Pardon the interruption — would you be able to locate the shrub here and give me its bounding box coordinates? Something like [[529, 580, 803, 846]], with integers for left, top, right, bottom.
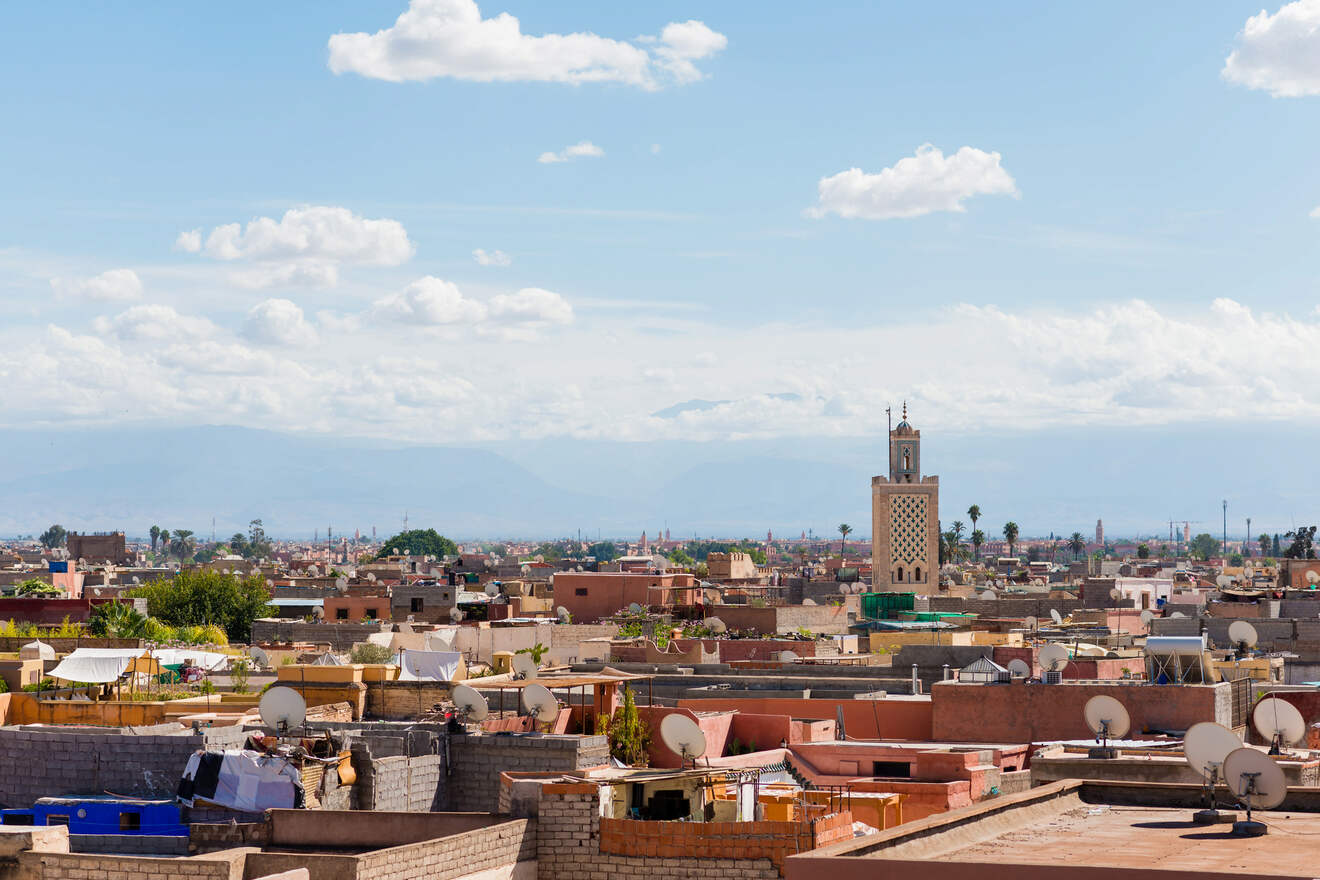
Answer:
[[349, 643, 394, 665]]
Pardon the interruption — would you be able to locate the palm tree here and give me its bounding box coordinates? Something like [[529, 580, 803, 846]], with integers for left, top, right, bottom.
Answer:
[[149, 525, 161, 554], [951, 520, 965, 542], [972, 530, 985, 560], [838, 523, 852, 556], [1068, 532, 1086, 561], [967, 505, 981, 558], [1003, 522, 1019, 558], [159, 529, 170, 555], [169, 529, 195, 561]]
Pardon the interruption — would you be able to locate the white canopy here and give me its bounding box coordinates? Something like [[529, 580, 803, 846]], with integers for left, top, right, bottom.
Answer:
[[396, 650, 462, 682], [152, 648, 231, 672], [20, 640, 55, 661], [47, 648, 151, 683]]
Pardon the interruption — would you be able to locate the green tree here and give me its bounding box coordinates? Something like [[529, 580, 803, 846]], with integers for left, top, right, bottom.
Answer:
[[1273, 534, 1282, 556], [245, 519, 272, 559], [1258, 533, 1271, 558], [350, 643, 394, 664], [229, 532, 250, 556], [669, 548, 694, 567], [126, 570, 274, 642], [159, 529, 171, 555], [838, 523, 852, 555], [588, 541, 618, 562], [1137, 544, 1150, 559], [14, 578, 60, 597], [971, 530, 985, 560], [87, 601, 150, 639], [966, 505, 982, 559], [169, 529, 196, 562], [377, 529, 458, 559], [1284, 526, 1318, 560], [532, 542, 563, 562], [1068, 532, 1086, 561], [149, 525, 161, 554], [39, 525, 67, 550], [1003, 522, 1020, 558], [1229, 553, 1244, 567], [1188, 533, 1220, 561], [602, 685, 650, 766]]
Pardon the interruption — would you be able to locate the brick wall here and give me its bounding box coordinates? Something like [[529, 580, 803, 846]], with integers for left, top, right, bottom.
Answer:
[[353, 750, 447, 812], [365, 681, 453, 720], [27, 852, 238, 879], [352, 818, 535, 880], [448, 735, 608, 813], [599, 811, 853, 871], [0, 726, 246, 809]]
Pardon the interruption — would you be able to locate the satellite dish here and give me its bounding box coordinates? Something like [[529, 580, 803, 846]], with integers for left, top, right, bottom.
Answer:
[[451, 684, 489, 721], [1216, 575, 1234, 589], [659, 714, 707, 764], [778, 650, 800, 662], [335, 576, 348, 592], [980, 589, 997, 600], [1222, 747, 1287, 827], [1140, 609, 1155, 625], [1228, 620, 1258, 649], [449, 606, 464, 622], [1243, 565, 1254, 578], [703, 617, 727, 634], [266, 578, 274, 587], [258, 686, 307, 733], [802, 598, 817, 606], [1007, 658, 1031, 678], [1253, 698, 1306, 749], [484, 583, 500, 597], [1024, 616, 1037, 630], [1109, 588, 1122, 600], [1084, 695, 1131, 747], [838, 584, 850, 595], [512, 653, 539, 681], [308, 565, 319, 577], [1307, 571, 1319, 585], [1038, 643, 1070, 673], [521, 683, 559, 723], [132, 576, 139, 584], [247, 646, 270, 668], [1050, 609, 1063, 625], [627, 603, 644, 615], [311, 606, 325, 620], [1183, 722, 1242, 781], [556, 605, 570, 623], [1170, 611, 1188, 619]]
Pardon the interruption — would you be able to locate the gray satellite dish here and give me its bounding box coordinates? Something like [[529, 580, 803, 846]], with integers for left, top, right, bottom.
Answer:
[[335, 576, 348, 592], [704, 617, 727, 634], [259, 686, 307, 733], [1228, 620, 1258, 649], [1222, 747, 1287, 833], [1038, 643, 1070, 673], [1109, 588, 1122, 600], [307, 565, 319, 577], [1170, 611, 1188, 619], [1024, 615, 1037, 630], [449, 606, 464, 622], [1084, 695, 1131, 749], [1007, 658, 1031, 678], [778, 650, 800, 662], [521, 683, 559, 723], [1215, 575, 1234, 589], [484, 583, 500, 597], [1140, 609, 1155, 625], [980, 589, 997, 600], [1050, 609, 1063, 625], [803, 598, 817, 606], [1307, 570, 1319, 585], [556, 605, 571, 623], [247, 646, 270, 669], [838, 583, 850, 595], [512, 653, 539, 681], [1183, 721, 1241, 781], [1253, 698, 1305, 749], [659, 714, 707, 764], [451, 684, 489, 721]]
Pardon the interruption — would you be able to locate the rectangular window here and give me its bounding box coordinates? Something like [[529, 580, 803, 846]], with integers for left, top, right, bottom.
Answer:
[[335, 608, 349, 620], [871, 761, 911, 778], [411, 597, 424, 613], [575, 588, 588, 596], [119, 813, 141, 831], [364, 608, 378, 620], [45, 815, 69, 826]]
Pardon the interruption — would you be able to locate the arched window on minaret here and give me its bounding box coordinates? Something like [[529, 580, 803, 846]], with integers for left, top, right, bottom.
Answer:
[[902, 449, 911, 472], [896, 566, 905, 582], [914, 566, 922, 582]]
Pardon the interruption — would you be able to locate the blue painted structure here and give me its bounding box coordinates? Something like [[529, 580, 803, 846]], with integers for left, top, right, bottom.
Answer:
[[0, 797, 187, 836]]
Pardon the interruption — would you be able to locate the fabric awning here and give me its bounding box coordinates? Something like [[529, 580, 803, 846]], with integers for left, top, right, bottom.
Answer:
[[152, 649, 231, 672], [396, 650, 462, 682], [47, 648, 153, 683]]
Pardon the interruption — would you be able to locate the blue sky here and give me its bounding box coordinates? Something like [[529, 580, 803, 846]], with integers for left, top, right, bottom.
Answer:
[[1, 0, 1319, 448]]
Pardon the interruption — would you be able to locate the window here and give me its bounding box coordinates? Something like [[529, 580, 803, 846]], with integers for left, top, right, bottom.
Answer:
[[119, 812, 140, 831], [914, 566, 921, 581], [895, 566, 904, 582], [335, 608, 349, 620], [575, 588, 588, 596], [442, 592, 451, 601], [45, 815, 69, 826], [364, 608, 378, 620], [410, 597, 424, 613], [871, 761, 911, 778], [2, 814, 33, 826]]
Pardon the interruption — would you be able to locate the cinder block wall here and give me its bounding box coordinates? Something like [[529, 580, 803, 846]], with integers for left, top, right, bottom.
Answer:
[[448, 735, 609, 812], [0, 726, 246, 808]]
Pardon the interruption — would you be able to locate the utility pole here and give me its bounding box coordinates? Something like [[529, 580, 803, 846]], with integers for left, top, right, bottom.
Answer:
[[1246, 516, 1252, 557], [1222, 500, 1228, 556]]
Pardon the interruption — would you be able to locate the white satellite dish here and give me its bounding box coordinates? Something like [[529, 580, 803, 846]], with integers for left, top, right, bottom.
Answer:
[[307, 565, 319, 577], [1038, 643, 1070, 673], [980, 589, 997, 600], [1169, 611, 1188, 619], [1228, 620, 1258, 649], [1183, 721, 1242, 781], [1007, 658, 1031, 678], [512, 653, 539, 681], [1024, 616, 1038, 630], [556, 605, 571, 623], [1109, 588, 1122, 600], [1084, 695, 1131, 748], [1222, 746, 1287, 833], [1253, 698, 1306, 749], [1307, 570, 1319, 585], [1050, 608, 1063, 625], [1140, 609, 1155, 625], [451, 683, 489, 722], [803, 598, 817, 606], [778, 650, 800, 663], [838, 583, 850, 595], [259, 686, 307, 733], [247, 646, 270, 669], [1215, 575, 1234, 589], [521, 683, 559, 723], [627, 603, 645, 615], [1243, 565, 1254, 578], [449, 606, 464, 622], [659, 714, 707, 765], [704, 617, 727, 634], [132, 576, 139, 584], [335, 576, 348, 592], [484, 583, 500, 597]]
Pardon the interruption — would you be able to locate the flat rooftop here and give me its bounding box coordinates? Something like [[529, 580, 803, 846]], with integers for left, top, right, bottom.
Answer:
[[788, 780, 1320, 880]]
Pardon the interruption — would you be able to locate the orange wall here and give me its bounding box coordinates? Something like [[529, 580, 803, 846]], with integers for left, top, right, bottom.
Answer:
[[677, 696, 933, 741]]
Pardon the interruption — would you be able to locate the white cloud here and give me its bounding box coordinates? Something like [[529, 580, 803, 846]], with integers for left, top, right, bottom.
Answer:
[[1310, 205, 1320, 218], [807, 144, 1019, 221], [1223, 0, 1320, 97], [373, 276, 490, 325], [185, 205, 414, 289], [651, 143, 662, 155], [244, 299, 319, 347], [489, 287, 573, 324], [174, 229, 202, 253], [473, 248, 512, 267], [92, 304, 217, 342], [537, 141, 604, 164], [327, 0, 724, 89], [49, 268, 143, 303]]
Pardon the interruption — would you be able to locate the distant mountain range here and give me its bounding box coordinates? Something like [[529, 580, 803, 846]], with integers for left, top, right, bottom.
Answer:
[[0, 423, 1314, 541]]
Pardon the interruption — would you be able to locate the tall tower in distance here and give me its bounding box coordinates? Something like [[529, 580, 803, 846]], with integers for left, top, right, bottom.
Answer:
[[1096, 519, 1104, 548], [871, 403, 940, 594]]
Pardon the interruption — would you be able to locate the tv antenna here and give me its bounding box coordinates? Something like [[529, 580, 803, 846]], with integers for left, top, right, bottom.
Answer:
[[1083, 695, 1129, 758], [512, 653, 539, 681], [451, 683, 489, 723], [1228, 620, 1258, 656], [1183, 721, 1242, 824], [258, 686, 307, 736], [521, 683, 559, 726], [659, 714, 707, 768], [1253, 697, 1305, 755], [1222, 746, 1286, 836]]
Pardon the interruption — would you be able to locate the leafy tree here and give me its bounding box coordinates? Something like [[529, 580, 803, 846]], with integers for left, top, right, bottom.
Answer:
[[245, 519, 272, 559], [87, 601, 150, 639], [1229, 553, 1244, 567], [377, 529, 458, 559], [126, 570, 274, 642], [532, 542, 563, 562], [39, 525, 67, 550], [669, 548, 694, 567], [1189, 533, 1220, 561], [838, 523, 852, 555], [149, 525, 161, 554], [14, 578, 60, 597], [229, 532, 250, 556], [159, 529, 171, 555], [1284, 526, 1318, 560], [966, 505, 982, 558], [350, 643, 394, 664], [168, 529, 195, 562], [601, 685, 650, 765], [1258, 534, 1272, 558], [588, 541, 618, 562], [1002, 522, 1020, 557], [1273, 534, 1282, 557], [1136, 544, 1150, 559], [1068, 532, 1086, 561], [1026, 545, 1041, 563], [971, 530, 985, 560]]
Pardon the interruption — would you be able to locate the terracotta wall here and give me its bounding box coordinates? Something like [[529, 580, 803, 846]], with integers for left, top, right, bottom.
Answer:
[[599, 810, 853, 871], [678, 696, 933, 741]]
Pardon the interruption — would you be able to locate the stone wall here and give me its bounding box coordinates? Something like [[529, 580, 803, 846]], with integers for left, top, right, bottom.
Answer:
[[926, 597, 1087, 618], [353, 750, 446, 812], [448, 735, 608, 813], [352, 819, 535, 880], [0, 726, 246, 809], [251, 619, 391, 651]]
